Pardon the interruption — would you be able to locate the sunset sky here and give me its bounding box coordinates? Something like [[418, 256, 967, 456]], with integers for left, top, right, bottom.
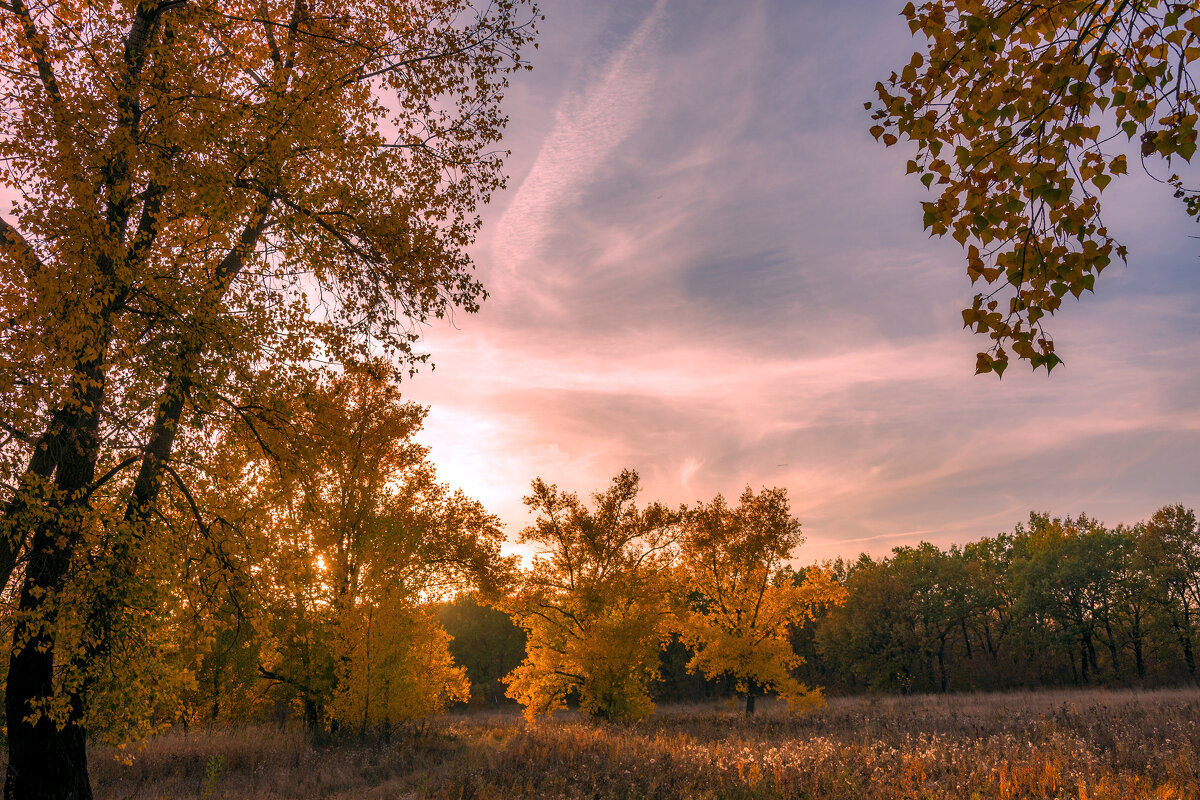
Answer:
[[404, 0, 1200, 563]]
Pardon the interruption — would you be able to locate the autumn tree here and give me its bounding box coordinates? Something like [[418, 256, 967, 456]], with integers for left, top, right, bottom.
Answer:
[[675, 488, 844, 714], [195, 369, 509, 730], [0, 1, 537, 794], [871, 1, 1200, 374], [498, 471, 679, 721]]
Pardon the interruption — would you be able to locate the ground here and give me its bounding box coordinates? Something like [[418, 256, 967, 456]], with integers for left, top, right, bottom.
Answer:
[[91, 688, 1200, 799]]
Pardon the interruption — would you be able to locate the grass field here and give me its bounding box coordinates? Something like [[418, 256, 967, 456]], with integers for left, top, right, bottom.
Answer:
[[92, 688, 1200, 799]]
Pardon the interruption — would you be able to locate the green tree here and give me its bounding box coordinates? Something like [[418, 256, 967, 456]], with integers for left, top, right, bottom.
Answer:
[[872, 1, 1200, 374], [816, 555, 925, 693], [960, 534, 1017, 675], [438, 594, 526, 705], [1110, 525, 1155, 680], [889, 543, 974, 692], [1141, 505, 1200, 675], [1011, 513, 1114, 683]]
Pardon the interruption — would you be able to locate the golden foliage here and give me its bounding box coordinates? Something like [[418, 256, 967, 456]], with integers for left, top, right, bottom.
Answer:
[[330, 600, 469, 727], [675, 487, 845, 712], [498, 470, 679, 721], [0, 0, 537, 788], [871, 1, 1200, 373], [160, 368, 509, 729]]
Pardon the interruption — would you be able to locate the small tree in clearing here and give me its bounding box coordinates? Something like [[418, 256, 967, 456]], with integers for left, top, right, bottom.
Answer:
[[676, 487, 845, 714], [498, 471, 679, 721]]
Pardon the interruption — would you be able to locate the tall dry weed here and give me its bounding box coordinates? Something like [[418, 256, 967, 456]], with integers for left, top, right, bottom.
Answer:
[[89, 688, 1200, 799]]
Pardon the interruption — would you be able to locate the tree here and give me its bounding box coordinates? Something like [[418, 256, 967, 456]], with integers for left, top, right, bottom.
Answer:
[[871, 1, 1200, 374], [1141, 505, 1200, 675], [674, 487, 843, 714], [210, 369, 509, 730], [1109, 525, 1155, 680], [0, 0, 537, 791], [959, 534, 1017, 677], [498, 471, 679, 721], [816, 554, 925, 692], [1010, 513, 1115, 683], [437, 593, 527, 705], [889, 543, 973, 692]]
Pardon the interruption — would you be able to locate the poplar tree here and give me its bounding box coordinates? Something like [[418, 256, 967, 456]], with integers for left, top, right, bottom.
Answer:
[[0, 1, 537, 796]]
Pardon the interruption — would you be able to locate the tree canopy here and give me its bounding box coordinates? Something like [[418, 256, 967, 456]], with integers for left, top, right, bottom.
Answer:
[[809, 507, 1200, 693], [498, 471, 679, 721], [871, 0, 1200, 374], [0, 0, 537, 796], [675, 488, 843, 714]]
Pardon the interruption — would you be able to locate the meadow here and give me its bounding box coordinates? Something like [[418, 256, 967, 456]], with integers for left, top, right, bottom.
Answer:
[[91, 687, 1200, 800]]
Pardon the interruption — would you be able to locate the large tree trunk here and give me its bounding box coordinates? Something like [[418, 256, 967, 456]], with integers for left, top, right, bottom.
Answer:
[[5, 375, 105, 800], [3, 687, 91, 800], [6, 571, 93, 799]]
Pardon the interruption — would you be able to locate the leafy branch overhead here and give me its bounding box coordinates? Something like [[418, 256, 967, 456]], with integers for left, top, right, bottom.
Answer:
[[870, 0, 1200, 375]]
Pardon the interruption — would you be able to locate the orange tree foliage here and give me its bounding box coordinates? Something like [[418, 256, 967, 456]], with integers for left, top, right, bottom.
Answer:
[[0, 1, 536, 796], [674, 487, 845, 714], [176, 369, 508, 730], [870, 1, 1200, 375], [497, 471, 679, 721]]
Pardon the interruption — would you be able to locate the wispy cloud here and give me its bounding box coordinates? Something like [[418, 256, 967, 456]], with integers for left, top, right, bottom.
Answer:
[[406, 0, 1200, 566], [491, 0, 668, 304]]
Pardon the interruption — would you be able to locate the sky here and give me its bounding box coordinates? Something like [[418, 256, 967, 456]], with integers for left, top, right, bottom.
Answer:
[[403, 0, 1200, 564]]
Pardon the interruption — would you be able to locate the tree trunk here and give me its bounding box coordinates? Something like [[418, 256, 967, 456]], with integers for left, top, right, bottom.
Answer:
[[2, 692, 91, 800], [6, 381, 105, 800], [1103, 617, 1120, 678], [1086, 634, 1099, 675], [6, 555, 93, 799], [212, 670, 222, 722], [304, 696, 320, 731], [745, 689, 756, 715], [1131, 611, 1146, 681], [1180, 608, 1196, 676]]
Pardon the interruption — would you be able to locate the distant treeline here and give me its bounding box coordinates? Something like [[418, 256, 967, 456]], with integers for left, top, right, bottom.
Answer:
[[441, 505, 1200, 703]]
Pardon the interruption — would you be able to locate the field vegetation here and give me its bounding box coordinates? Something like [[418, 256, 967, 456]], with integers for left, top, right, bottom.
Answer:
[[88, 688, 1200, 799], [5, 0, 1200, 796]]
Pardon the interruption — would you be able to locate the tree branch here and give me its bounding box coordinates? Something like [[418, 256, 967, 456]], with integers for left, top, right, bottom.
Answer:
[[0, 214, 43, 273]]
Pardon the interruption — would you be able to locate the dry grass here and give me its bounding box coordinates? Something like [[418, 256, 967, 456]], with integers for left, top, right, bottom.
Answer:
[[93, 688, 1200, 799]]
